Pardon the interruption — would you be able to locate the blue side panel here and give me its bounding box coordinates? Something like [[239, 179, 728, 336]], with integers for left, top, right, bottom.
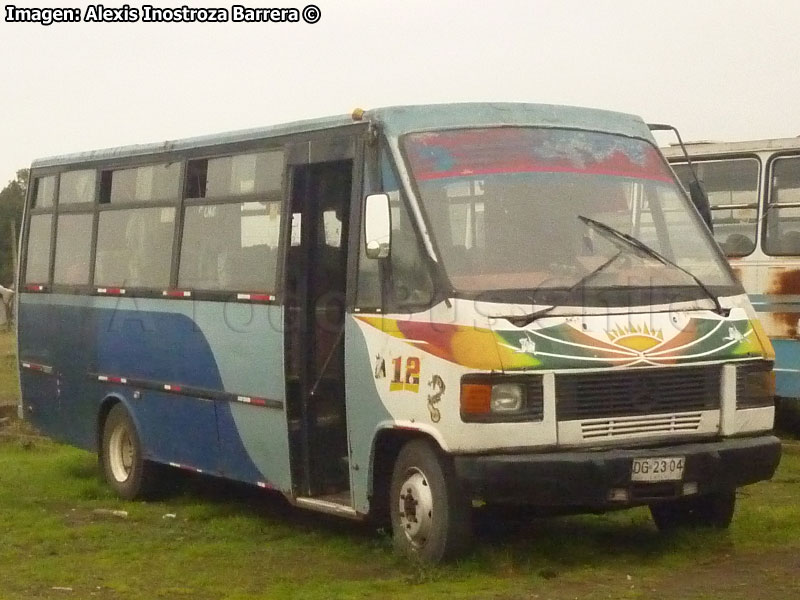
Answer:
[[216, 402, 278, 484], [18, 370, 60, 435], [126, 390, 220, 469], [774, 339, 800, 401], [18, 294, 292, 491], [96, 304, 223, 388]]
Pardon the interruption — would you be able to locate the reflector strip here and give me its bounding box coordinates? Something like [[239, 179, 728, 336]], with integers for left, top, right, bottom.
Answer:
[[236, 395, 269, 407], [168, 462, 203, 474], [20, 361, 54, 375], [88, 372, 283, 410], [97, 375, 127, 384], [96, 288, 126, 295], [162, 290, 192, 298], [25, 284, 46, 292], [236, 293, 275, 302]]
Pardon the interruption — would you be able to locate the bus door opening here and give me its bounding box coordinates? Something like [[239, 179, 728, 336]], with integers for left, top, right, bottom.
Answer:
[[285, 160, 352, 498]]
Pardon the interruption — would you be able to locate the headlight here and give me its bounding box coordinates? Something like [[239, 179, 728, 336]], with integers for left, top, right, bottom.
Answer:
[[460, 377, 542, 422], [491, 383, 525, 412], [737, 362, 775, 409]]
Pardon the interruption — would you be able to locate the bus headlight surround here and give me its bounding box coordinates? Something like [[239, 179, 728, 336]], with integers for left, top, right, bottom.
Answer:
[[460, 377, 540, 422]]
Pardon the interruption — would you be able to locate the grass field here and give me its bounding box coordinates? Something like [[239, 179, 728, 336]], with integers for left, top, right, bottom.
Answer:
[[0, 329, 17, 407], [2, 328, 800, 599]]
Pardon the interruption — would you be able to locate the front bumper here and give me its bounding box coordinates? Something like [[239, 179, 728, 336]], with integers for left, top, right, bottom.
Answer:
[[454, 435, 781, 508]]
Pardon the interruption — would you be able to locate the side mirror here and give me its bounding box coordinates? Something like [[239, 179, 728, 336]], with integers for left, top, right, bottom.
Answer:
[[364, 193, 391, 259], [689, 180, 713, 232]]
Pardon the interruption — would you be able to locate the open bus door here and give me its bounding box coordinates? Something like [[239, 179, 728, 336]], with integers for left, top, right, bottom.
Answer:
[[284, 137, 358, 505]]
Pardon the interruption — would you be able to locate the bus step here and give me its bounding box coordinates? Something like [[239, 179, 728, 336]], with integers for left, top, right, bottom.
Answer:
[[294, 495, 358, 518]]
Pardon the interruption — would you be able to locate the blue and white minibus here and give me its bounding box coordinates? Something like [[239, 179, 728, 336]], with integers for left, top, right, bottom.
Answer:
[[17, 103, 780, 562]]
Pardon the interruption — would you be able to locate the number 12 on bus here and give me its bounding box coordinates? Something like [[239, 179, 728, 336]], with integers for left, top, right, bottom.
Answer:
[[17, 103, 780, 563]]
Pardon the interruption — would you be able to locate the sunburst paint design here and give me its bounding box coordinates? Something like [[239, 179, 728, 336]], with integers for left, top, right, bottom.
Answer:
[[606, 323, 664, 351], [356, 314, 766, 371]]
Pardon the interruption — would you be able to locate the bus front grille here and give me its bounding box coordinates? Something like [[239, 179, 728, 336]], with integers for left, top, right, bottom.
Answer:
[[580, 412, 703, 439], [556, 366, 721, 422]]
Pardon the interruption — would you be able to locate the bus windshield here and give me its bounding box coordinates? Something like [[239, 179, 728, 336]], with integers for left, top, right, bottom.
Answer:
[[402, 127, 738, 302]]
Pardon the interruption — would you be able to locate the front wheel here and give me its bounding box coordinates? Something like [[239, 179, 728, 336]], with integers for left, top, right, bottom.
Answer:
[[101, 403, 163, 500], [650, 490, 736, 532], [389, 439, 472, 563]]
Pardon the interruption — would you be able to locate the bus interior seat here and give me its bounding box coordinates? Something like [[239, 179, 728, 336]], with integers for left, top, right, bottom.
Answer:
[[218, 244, 276, 290], [722, 233, 753, 256]]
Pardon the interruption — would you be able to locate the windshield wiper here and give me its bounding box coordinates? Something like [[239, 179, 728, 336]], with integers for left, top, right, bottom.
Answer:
[[491, 251, 626, 327], [577, 215, 729, 316]]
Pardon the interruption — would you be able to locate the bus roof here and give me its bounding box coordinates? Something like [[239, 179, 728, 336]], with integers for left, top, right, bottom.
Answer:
[[661, 136, 800, 159], [31, 102, 654, 169]]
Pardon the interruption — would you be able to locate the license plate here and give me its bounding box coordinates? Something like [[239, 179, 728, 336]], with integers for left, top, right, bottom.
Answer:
[[631, 456, 685, 482]]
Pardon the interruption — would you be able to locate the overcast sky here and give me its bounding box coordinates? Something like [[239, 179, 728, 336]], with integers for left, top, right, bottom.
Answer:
[[1, 0, 799, 185]]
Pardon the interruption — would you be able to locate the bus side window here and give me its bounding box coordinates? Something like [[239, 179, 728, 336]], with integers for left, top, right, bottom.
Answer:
[[765, 156, 800, 256], [673, 160, 759, 257], [95, 208, 175, 288], [178, 150, 284, 293], [53, 213, 93, 285], [381, 148, 434, 310], [178, 202, 281, 292], [24, 214, 53, 284], [355, 149, 382, 309]]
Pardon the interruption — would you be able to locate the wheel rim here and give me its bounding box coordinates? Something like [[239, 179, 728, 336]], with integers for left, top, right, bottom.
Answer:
[[108, 422, 134, 483], [398, 468, 434, 548]]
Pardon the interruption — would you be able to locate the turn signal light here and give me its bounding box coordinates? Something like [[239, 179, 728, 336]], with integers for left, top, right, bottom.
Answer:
[[460, 383, 492, 415]]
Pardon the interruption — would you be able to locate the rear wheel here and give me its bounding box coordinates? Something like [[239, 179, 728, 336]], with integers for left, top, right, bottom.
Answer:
[[650, 490, 736, 531], [101, 403, 163, 500], [389, 439, 472, 563]]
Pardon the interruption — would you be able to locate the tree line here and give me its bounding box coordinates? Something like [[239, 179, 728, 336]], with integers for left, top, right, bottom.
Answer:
[[0, 170, 26, 287]]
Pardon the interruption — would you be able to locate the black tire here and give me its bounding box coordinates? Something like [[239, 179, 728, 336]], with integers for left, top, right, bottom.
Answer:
[[389, 439, 472, 563], [650, 490, 736, 532], [100, 403, 163, 500]]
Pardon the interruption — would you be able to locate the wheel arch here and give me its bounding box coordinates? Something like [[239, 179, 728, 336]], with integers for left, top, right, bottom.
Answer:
[[96, 393, 138, 456], [368, 423, 448, 524]]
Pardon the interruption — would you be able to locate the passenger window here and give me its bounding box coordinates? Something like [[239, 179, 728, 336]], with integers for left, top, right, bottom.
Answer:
[[381, 149, 434, 309], [765, 156, 800, 256], [59, 170, 96, 205], [32, 176, 56, 209], [95, 208, 175, 288], [53, 213, 93, 285], [673, 159, 759, 257], [187, 151, 284, 199], [25, 214, 52, 283], [100, 163, 181, 204], [356, 160, 382, 309], [178, 201, 281, 292]]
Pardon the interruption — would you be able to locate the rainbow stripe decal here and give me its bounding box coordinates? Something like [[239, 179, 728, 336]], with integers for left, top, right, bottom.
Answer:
[[357, 314, 763, 371]]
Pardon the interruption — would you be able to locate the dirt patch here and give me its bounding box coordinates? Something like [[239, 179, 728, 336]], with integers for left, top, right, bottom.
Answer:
[[643, 547, 800, 599]]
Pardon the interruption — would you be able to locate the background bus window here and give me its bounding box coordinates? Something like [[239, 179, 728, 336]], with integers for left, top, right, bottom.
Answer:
[[443, 180, 486, 275], [95, 208, 176, 288], [31, 176, 56, 209], [101, 163, 181, 204], [53, 213, 93, 285], [187, 151, 284, 199], [178, 201, 281, 292], [673, 159, 759, 256], [24, 214, 52, 283], [765, 156, 800, 256], [59, 170, 96, 205]]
